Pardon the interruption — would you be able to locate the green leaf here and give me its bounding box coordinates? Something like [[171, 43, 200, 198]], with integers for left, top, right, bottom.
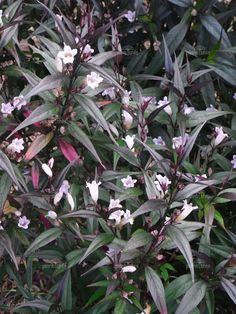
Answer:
[[60, 210, 100, 219], [114, 299, 126, 314], [175, 182, 217, 201], [145, 266, 168, 314], [61, 270, 72, 310], [166, 225, 194, 282], [175, 280, 207, 314], [13, 300, 52, 312], [24, 132, 54, 161], [166, 274, 192, 303], [68, 122, 104, 166], [7, 104, 58, 139], [88, 51, 122, 65], [124, 229, 153, 251], [0, 150, 26, 192], [221, 277, 236, 304], [79, 233, 114, 264], [107, 144, 140, 167], [186, 110, 231, 128], [218, 188, 236, 201], [132, 199, 166, 218], [0, 232, 19, 270], [24, 228, 62, 257], [0, 174, 12, 214]]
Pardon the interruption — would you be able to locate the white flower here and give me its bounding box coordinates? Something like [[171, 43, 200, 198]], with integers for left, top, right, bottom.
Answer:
[[206, 104, 217, 112], [46, 210, 58, 220], [122, 209, 134, 225], [57, 44, 78, 64], [122, 110, 133, 130], [41, 157, 54, 178], [83, 44, 94, 55], [172, 133, 189, 154], [109, 209, 125, 225], [13, 95, 27, 110], [122, 90, 131, 106], [122, 265, 136, 273], [102, 87, 116, 100], [0, 10, 3, 27], [86, 72, 103, 89], [86, 180, 101, 204], [121, 175, 137, 189], [154, 174, 171, 198], [124, 10, 136, 22], [195, 174, 207, 182], [182, 104, 195, 116], [175, 200, 198, 222], [18, 216, 30, 229], [81, 44, 94, 61], [1, 102, 14, 116], [157, 96, 172, 116], [214, 127, 228, 146], [124, 135, 135, 150], [142, 96, 157, 106], [54, 180, 74, 210], [109, 199, 122, 210], [7, 138, 24, 153], [153, 136, 165, 146]]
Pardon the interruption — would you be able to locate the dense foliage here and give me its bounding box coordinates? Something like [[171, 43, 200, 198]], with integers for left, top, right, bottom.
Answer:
[[0, 0, 236, 313]]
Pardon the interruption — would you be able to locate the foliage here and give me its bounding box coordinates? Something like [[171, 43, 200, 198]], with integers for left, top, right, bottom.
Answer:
[[0, 0, 236, 313]]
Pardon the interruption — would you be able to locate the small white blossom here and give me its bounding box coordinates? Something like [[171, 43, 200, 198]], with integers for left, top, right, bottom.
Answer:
[[81, 44, 94, 61], [0, 10, 3, 27], [122, 209, 134, 225], [7, 138, 24, 153], [57, 44, 78, 64], [122, 265, 136, 273], [157, 96, 172, 116], [14, 210, 22, 217], [122, 90, 131, 106], [121, 175, 137, 189], [142, 96, 157, 106], [86, 180, 101, 204], [108, 209, 125, 225], [182, 104, 195, 116], [86, 72, 103, 89], [18, 216, 30, 229], [109, 199, 122, 210], [124, 135, 135, 150], [46, 210, 58, 220], [124, 10, 136, 22], [175, 200, 198, 222], [1, 102, 14, 116], [153, 136, 166, 146], [154, 174, 171, 198], [231, 155, 236, 168], [122, 110, 133, 130], [54, 180, 74, 210], [102, 87, 116, 100], [206, 104, 217, 112], [13, 95, 27, 110], [195, 174, 207, 182], [41, 158, 54, 178], [172, 134, 189, 155], [214, 127, 228, 146]]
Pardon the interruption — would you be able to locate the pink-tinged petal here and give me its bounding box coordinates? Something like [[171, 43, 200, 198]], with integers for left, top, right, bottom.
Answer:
[[58, 139, 81, 164], [31, 163, 39, 189]]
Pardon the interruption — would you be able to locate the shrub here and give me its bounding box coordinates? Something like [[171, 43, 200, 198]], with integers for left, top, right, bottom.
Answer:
[[0, 0, 236, 313]]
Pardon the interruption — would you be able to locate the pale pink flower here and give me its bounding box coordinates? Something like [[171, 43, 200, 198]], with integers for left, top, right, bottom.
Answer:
[[7, 138, 24, 153], [18, 216, 30, 229], [175, 200, 198, 222], [122, 209, 134, 225], [108, 199, 122, 210], [86, 72, 103, 89], [108, 209, 125, 225], [54, 180, 75, 210], [13, 95, 27, 110], [122, 265, 136, 273], [214, 127, 228, 146], [124, 11, 136, 22], [172, 134, 189, 155], [231, 155, 236, 168], [157, 96, 172, 116], [182, 104, 195, 116], [46, 210, 58, 220], [153, 136, 165, 146], [57, 44, 78, 64], [154, 174, 171, 198], [121, 175, 137, 189], [41, 157, 54, 178], [1, 102, 14, 116], [124, 135, 135, 150], [122, 110, 133, 130], [102, 87, 116, 100]]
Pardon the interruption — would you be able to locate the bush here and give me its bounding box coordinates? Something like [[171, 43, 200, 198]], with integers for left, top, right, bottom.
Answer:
[[0, 0, 236, 313]]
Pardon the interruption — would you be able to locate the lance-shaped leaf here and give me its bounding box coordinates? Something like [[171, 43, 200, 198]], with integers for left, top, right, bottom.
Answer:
[[221, 277, 236, 304], [162, 35, 174, 76], [132, 199, 166, 219], [58, 270, 72, 310], [166, 225, 194, 281], [79, 233, 114, 264], [145, 266, 168, 314], [0, 232, 19, 270], [60, 210, 100, 219], [106, 144, 140, 167], [25, 132, 54, 161], [124, 229, 153, 251], [135, 137, 172, 179], [24, 228, 62, 256], [0, 174, 12, 213], [68, 122, 104, 166], [7, 104, 58, 138], [187, 110, 231, 128], [14, 300, 53, 312], [58, 139, 81, 163], [88, 51, 122, 65], [175, 280, 207, 314], [175, 181, 218, 201], [0, 150, 26, 192]]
